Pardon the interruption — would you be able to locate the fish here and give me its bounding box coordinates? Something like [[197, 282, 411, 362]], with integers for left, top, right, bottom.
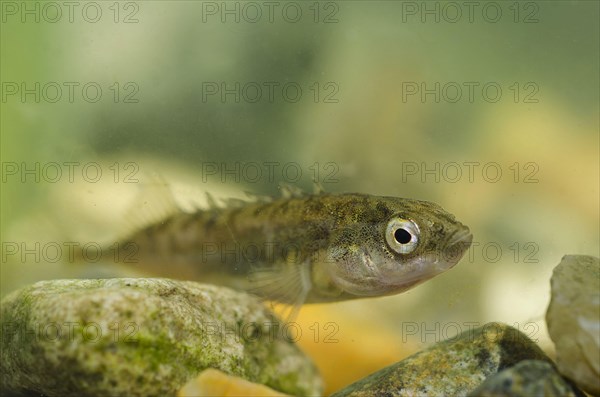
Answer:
[[100, 183, 472, 316]]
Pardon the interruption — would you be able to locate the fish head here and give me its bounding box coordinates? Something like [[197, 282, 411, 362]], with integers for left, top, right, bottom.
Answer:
[[325, 197, 472, 297]]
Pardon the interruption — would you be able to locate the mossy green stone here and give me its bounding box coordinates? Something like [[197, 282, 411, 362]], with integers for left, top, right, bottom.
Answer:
[[331, 322, 552, 397], [0, 278, 322, 397], [546, 255, 600, 396], [468, 360, 585, 397]]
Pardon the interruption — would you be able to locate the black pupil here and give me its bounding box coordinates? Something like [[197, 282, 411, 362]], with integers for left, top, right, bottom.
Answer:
[[394, 228, 412, 244]]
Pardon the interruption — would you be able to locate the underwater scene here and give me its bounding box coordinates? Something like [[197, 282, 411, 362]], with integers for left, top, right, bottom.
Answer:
[[1, 1, 599, 396]]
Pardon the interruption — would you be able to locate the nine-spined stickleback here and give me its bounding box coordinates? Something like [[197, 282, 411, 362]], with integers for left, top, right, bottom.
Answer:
[[103, 186, 473, 311]]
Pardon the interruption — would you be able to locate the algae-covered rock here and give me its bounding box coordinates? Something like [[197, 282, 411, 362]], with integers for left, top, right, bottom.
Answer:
[[546, 254, 600, 396], [467, 359, 585, 397], [0, 278, 322, 397], [331, 322, 551, 397]]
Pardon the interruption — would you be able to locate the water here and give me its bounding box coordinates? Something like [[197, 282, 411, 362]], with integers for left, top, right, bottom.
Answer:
[[2, 1, 598, 394]]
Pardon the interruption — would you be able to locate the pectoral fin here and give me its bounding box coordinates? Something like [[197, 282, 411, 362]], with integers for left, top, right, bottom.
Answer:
[[247, 256, 312, 323]]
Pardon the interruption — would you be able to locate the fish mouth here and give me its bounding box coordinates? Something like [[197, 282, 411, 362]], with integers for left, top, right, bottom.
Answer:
[[447, 227, 473, 248], [438, 227, 472, 270]]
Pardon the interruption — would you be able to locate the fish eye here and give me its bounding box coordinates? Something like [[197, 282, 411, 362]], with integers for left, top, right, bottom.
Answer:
[[394, 228, 412, 244], [385, 218, 419, 254]]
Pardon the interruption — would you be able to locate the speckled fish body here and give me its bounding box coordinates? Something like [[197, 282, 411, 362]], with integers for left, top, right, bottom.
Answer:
[[112, 192, 472, 306]]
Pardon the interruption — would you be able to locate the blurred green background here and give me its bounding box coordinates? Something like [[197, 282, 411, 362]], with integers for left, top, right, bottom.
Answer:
[[1, 1, 598, 393]]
